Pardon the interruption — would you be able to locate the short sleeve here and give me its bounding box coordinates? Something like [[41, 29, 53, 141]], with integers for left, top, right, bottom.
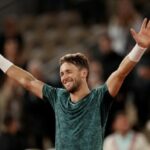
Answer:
[[42, 84, 58, 110], [96, 83, 114, 128]]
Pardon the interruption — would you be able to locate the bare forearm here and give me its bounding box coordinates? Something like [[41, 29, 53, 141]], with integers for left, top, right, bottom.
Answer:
[[6, 65, 36, 88], [117, 55, 136, 78], [107, 45, 145, 97], [106, 56, 136, 97], [6, 65, 44, 98], [0, 55, 44, 98]]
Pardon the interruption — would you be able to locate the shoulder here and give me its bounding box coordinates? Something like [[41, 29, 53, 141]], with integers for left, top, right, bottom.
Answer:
[[104, 134, 115, 142], [103, 134, 116, 149], [94, 83, 113, 100], [42, 84, 70, 107], [133, 132, 150, 149], [43, 84, 64, 93], [43, 83, 68, 97], [94, 83, 108, 93]]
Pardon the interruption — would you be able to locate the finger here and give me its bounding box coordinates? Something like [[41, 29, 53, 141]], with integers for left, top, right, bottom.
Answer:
[[130, 28, 137, 39], [147, 20, 150, 28], [141, 18, 148, 29], [130, 28, 139, 43]]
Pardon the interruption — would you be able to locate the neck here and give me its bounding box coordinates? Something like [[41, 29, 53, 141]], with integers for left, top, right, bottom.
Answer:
[[117, 130, 131, 137], [70, 82, 90, 103]]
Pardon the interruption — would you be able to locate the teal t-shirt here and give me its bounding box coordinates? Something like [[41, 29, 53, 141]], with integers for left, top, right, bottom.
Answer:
[[42, 83, 113, 150]]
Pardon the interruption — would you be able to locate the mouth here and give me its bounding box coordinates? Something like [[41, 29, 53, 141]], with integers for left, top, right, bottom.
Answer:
[[64, 81, 72, 86], [63, 80, 73, 88]]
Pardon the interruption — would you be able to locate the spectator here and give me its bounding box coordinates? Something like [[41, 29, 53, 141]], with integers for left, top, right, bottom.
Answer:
[[0, 35, 25, 88], [0, 16, 23, 55], [88, 60, 103, 89], [0, 114, 25, 150], [132, 52, 150, 128], [3, 38, 25, 67], [108, 0, 142, 56], [21, 59, 55, 149], [91, 32, 123, 80], [103, 111, 150, 150], [0, 78, 24, 130], [90, 32, 134, 136]]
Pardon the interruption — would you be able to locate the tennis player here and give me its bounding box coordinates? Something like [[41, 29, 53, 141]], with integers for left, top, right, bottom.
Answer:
[[0, 18, 150, 150]]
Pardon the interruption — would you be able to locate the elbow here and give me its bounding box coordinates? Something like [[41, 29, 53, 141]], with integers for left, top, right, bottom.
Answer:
[[107, 71, 126, 97]]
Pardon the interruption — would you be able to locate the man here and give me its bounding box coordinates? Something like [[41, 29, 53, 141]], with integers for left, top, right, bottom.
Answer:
[[0, 18, 150, 150]]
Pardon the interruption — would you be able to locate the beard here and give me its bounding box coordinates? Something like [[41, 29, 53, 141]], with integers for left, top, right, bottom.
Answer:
[[63, 78, 81, 93]]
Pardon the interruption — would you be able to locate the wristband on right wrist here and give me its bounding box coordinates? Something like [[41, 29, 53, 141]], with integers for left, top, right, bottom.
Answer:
[[0, 55, 13, 73], [128, 44, 146, 62]]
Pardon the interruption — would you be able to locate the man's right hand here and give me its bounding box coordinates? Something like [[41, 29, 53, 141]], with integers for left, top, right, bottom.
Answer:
[[130, 18, 150, 49]]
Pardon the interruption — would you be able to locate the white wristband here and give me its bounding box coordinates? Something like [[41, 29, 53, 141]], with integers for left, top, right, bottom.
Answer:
[[128, 44, 146, 62], [0, 55, 13, 73]]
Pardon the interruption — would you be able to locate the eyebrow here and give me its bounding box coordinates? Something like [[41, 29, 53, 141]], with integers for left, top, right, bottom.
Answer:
[[66, 69, 72, 72], [60, 69, 72, 74]]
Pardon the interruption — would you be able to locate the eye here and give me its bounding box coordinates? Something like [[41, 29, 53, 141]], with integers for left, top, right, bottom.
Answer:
[[60, 72, 64, 77], [66, 70, 71, 73]]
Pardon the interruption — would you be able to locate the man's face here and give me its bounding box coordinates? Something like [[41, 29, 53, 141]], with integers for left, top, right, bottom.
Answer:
[[60, 62, 84, 93]]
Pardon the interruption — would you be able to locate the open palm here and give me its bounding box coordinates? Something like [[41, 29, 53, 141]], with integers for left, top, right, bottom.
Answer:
[[130, 18, 150, 48]]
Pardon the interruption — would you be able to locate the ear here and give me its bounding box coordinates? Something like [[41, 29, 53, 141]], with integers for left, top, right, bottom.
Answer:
[[81, 68, 88, 79]]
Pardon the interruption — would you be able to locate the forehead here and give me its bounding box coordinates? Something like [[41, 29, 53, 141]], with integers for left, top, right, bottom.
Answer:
[[60, 62, 79, 72], [115, 114, 127, 121]]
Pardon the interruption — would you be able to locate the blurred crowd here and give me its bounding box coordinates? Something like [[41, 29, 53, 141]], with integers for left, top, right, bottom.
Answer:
[[0, 0, 149, 149]]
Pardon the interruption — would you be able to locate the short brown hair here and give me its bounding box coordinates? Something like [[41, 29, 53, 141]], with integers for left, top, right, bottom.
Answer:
[[59, 53, 89, 80]]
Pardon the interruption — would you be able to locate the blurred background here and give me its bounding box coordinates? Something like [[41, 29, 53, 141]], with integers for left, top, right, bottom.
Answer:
[[0, 0, 149, 149]]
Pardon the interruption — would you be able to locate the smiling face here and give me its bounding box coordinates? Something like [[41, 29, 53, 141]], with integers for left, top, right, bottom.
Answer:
[[60, 62, 87, 93]]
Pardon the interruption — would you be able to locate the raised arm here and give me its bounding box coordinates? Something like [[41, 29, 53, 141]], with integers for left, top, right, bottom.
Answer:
[[106, 18, 150, 97], [0, 57, 44, 99]]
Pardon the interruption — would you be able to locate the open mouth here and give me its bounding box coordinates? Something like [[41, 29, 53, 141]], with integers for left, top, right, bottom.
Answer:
[[65, 81, 72, 87]]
